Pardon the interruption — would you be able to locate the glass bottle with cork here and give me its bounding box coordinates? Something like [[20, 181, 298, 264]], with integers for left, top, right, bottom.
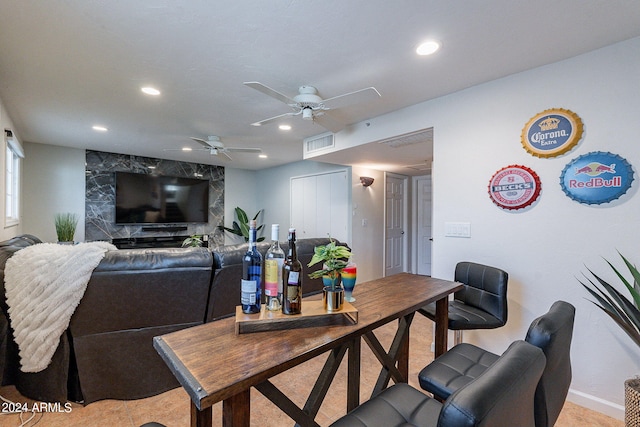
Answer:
[[282, 228, 302, 314], [264, 224, 284, 311], [241, 219, 262, 314]]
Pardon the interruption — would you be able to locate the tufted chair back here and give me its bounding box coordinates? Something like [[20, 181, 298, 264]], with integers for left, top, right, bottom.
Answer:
[[453, 261, 509, 326], [525, 300, 575, 427]]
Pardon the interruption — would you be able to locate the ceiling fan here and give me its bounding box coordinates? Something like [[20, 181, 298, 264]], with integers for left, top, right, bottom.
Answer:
[[166, 136, 261, 161], [244, 82, 381, 132]]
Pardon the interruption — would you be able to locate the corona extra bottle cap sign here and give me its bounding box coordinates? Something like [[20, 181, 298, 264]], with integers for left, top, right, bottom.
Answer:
[[560, 151, 634, 205], [521, 108, 583, 158], [488, 165, 542, 210]]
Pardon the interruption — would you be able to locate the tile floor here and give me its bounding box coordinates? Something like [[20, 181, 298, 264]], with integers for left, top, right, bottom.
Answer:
[[0, 314, 624, 426]]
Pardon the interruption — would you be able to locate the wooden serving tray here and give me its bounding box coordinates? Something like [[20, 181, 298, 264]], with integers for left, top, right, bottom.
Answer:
[[235, 300, 358, 334]]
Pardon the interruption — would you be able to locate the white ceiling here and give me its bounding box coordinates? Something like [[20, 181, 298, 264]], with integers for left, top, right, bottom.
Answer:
[[1, 1, 640, 174]]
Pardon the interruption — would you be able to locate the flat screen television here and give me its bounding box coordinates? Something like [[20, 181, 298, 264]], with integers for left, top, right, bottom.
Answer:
[[115, 172, 209, 224]]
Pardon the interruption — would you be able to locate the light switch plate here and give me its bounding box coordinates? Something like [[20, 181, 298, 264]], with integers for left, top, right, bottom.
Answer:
[[445, 222, 471, 238]]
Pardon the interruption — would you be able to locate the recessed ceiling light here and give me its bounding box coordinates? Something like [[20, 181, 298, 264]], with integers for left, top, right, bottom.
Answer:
[[279, 124, 292, 131], [259, 154, 268, 159], [182, 147, 192, 152], [416, 40, 441, 56], [92, 125, 108, 132], [141, 86, 161, 96]]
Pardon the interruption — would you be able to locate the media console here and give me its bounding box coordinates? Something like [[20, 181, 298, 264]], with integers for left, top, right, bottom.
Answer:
[[112, 235, 206, 249]]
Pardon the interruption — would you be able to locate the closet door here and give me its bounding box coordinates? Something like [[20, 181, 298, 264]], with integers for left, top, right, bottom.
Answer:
[[290, 170, 348, 242]]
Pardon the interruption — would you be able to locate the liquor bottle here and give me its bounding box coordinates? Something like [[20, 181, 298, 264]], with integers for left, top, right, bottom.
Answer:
[[241, 219, 262, 314], [282, 228, 302, 314], [264, 224, 285, 311]]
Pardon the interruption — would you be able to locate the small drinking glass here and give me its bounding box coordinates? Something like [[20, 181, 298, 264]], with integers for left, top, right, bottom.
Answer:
[[341, 260, 357, 302]]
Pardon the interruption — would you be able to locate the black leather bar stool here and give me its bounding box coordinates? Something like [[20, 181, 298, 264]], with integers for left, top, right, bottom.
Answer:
[[419, 261, 508, 345], [330, 340, 545, 427], [419, 300, 575, 427]]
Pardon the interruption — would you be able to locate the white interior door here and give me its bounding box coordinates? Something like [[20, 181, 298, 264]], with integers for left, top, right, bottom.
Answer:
[[416, 176, 432, 275], [385, 173, 407, 276]]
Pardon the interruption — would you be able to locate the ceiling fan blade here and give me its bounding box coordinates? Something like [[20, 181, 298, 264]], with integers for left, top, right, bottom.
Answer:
[[313, 112, 345, 133], [244, 82, 296, 105], [322, 87, 381, 110], [190, 137, 211, 147], [221, 151, 233, 161], [250, 111, 299, 127], [225, 147, 262, 153]]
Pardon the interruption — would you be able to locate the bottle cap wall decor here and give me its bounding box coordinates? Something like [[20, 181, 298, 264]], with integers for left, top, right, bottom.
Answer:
[[488, 165, 541, 210], [560, 151, 634, 205], [521, 108, 583, 158]]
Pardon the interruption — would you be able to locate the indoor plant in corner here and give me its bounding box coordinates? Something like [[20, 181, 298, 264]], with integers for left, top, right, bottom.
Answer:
[[308, 238, 352, 312], [217, 207, 265, 242], [579, 252, 640, 426], [54, 213, 79, 244]]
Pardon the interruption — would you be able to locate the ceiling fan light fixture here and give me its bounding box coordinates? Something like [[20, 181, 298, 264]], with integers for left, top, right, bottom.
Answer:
[[302, 107, 313, 120], [416, 40, 441, 56]]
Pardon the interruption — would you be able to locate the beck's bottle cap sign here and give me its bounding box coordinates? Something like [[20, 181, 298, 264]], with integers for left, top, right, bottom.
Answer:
[[560, 151, 634, 205], [521, 108, 583, 158], [488, 165, 542, 210]]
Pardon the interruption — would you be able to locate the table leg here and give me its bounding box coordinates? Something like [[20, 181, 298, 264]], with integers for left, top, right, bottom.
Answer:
[[397, 317, 410, 380], [347, 338, 361, 412], [434, 297, 449, 358], [222, 389, 250, 427], [191, 402, 212, 427]]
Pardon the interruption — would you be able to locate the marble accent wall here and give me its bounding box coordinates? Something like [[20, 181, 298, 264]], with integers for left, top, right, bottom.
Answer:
[[85, 150, 225, 245]]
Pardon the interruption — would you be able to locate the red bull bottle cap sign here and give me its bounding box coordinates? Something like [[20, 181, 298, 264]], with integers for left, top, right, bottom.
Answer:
[[488, 165, 541, 210], [521, 108, 583, 158], [560, 151, 634, 205]]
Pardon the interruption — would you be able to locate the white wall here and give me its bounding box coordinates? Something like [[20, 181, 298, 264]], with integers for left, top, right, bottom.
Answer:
[[351, 166, 385, 283], [222, 167, 258, 244], [0, 98, 21, 241], [333, 36, 640, 419], [22, 142, 86, 242]]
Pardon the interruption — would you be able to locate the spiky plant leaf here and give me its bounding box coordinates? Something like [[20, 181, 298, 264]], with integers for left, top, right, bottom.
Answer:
[[580, 254, 640, 350]]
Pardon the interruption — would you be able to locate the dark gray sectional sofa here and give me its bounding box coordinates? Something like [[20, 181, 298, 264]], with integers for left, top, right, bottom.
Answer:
[[0, 234, 345, 404]]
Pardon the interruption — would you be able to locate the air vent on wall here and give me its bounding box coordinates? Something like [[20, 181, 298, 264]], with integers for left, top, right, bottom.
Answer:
[[304, 132, 334, 154]]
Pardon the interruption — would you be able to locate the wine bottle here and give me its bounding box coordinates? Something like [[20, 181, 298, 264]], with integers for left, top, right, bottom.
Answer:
[[241, 219, 262, 314], [264, 224, 285, 311], [282, 228, 302, 314]]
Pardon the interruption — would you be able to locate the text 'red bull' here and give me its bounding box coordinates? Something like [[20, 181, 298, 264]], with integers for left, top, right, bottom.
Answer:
[[569, 176, 622, 188]]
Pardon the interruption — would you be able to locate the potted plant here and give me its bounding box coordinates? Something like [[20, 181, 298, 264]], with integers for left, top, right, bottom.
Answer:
[[217, 207, 265, 242], [182, 235, 204, 247], [54, 213, 79, 243], [308, 238, 352, 311], [579, 252, 640, 425]]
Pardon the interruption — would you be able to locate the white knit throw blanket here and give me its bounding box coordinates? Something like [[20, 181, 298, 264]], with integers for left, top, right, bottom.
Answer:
[[5, 241, 116, 373]]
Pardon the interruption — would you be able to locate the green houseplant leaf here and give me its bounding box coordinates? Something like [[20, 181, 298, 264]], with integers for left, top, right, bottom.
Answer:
[[579, 252, 640, 348], [217, 207, 265, 242], [307, 237, 352, 290], [182, 235, 203, 247]]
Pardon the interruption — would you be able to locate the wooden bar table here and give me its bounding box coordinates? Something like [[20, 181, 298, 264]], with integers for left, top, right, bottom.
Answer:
[[153, 273, 463, 427]]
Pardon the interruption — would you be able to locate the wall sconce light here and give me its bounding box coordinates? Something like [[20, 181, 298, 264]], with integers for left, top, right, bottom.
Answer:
[[360, 176, 374, 187]]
